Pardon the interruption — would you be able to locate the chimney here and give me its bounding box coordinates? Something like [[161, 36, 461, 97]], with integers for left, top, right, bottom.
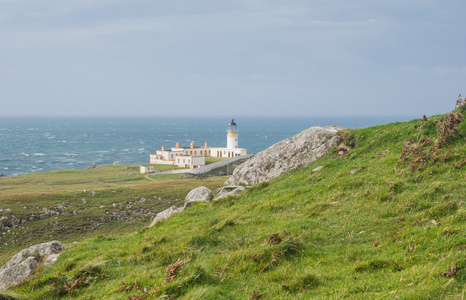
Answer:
[[176, 142, 180, 148], [190, 141, 194, 148], [205, 141, 208, 147], [161, 146, 165, 151]]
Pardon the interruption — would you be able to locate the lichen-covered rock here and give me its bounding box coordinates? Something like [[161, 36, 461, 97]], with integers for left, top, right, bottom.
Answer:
[[43, 254, 61, 267], [149, 206, 185, 227], [184, 186, 213, 206], [225, 126, 342, 186], [213, 186, 246, 201], [0, 241, 65, 290]]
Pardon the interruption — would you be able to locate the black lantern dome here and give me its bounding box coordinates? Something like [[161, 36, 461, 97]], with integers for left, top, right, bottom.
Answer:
[[228, 119, 237, 132]]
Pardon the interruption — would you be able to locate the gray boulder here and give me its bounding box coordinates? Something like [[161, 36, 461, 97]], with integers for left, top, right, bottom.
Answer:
[[225, 126, 342, 186], [0, 241, 65, 290], [149, 206, 185, 227], [214, 186, 246, 201], [184, 186, 213, 207]]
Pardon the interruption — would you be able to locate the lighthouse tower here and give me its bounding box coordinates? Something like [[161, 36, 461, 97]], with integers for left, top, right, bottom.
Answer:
[[227, 119, 238, 149]]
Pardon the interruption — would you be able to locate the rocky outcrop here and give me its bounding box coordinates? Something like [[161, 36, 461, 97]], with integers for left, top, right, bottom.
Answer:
[[184, 186, 212, 208], [214, 186, 246, 201], [149, 206, 185, 227], [0, 241, 65, 290], [225, 126, 342, 186], [85, 164, 97, 170]]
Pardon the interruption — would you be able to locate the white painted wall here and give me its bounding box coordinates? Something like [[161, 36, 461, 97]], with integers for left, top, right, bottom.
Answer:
[[192, 156, 205, 167], [149, 155, 253, 176], [227, 135, 238, 149], [156, 160, 174, 165], [140, 165, 154, 174]]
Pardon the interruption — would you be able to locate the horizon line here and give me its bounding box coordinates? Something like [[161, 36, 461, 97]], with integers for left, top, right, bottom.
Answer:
[[0, 113, 423, 118]]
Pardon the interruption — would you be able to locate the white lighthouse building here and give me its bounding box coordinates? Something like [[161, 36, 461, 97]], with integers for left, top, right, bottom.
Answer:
[[149, 119, 247, 169], [227, 119, 238, 149]]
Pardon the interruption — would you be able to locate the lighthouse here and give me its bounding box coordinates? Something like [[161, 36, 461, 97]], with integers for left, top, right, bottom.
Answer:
[[149, 118, 249, 165], [227, 119, 238, 149]]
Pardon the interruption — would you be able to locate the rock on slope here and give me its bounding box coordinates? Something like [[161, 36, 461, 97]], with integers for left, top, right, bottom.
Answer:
[[213, 186, 246, 201], [0, 241, 65, 290], [149, 186, 214, 227], [184, 186, 213, 207], [225, 126, 342, 186], [149, 206, 185, 227]]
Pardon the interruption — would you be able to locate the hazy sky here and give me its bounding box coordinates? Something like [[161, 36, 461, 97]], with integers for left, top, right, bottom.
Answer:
[[1, 0, 465, 117]]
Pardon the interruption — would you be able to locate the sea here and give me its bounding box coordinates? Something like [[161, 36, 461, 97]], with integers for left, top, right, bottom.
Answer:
[[0, 116, 416, 176]]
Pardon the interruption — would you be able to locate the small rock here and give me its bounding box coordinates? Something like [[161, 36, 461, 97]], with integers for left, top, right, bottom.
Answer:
[[149, 206, 184, 227], [85, 164, 97, 170], [348, 168, 357, 175], [184, 186, 213, 207], [337, 143, 351, 156], [312, 166, 323, 173], [214, 186, 246, 201]]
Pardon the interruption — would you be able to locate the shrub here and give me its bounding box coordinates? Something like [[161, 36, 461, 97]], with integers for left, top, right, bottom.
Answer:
[[433, 112, 463, 144], [455, 93, 465, 110], [339, 129, 356, 148]]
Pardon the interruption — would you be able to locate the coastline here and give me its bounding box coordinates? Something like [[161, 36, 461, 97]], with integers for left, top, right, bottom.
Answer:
[[0, 115, 417, 177]]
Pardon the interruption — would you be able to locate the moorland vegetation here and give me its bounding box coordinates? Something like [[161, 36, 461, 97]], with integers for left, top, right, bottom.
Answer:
[[1, 102, 465, 299]]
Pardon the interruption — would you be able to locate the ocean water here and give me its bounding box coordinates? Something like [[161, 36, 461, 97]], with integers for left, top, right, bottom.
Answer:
[[0, 116, 415, 176]]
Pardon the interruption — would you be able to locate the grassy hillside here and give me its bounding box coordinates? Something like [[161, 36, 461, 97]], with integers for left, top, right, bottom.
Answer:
[[5, 111, 466, 299], [0, 164, 227, 264]]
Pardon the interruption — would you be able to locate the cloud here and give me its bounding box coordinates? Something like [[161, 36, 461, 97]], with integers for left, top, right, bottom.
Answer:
[[0, 0, 465, 116]]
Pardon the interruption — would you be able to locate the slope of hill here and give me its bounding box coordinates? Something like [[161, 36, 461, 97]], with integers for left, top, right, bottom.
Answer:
[[6, 110, 466, 299], [0, 164, 227, 264]]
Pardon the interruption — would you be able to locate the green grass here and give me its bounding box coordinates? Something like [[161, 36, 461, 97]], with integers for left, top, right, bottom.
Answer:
[[0, 164, 227, 264], [0, 164, 177, 196], [5, 112, 466, 299]]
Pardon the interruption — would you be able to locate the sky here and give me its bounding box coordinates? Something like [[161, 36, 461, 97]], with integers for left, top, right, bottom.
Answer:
[[0, 0, 465, 117]]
